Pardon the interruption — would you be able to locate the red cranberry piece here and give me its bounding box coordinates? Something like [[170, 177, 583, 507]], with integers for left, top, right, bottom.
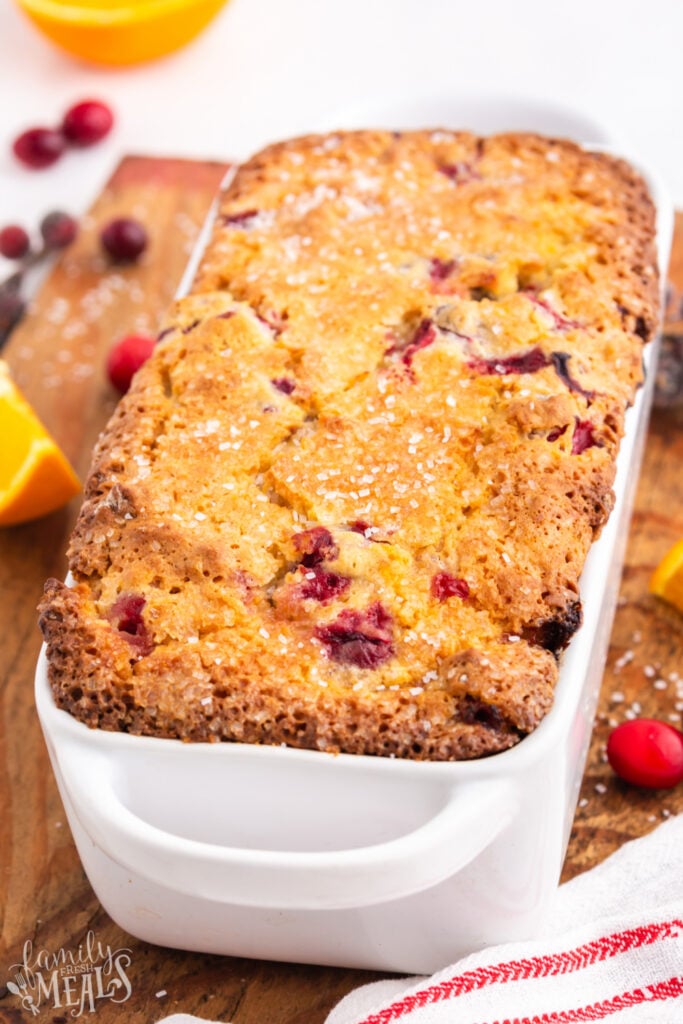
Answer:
[[107, 334, 155, 393], [13, 127, 65, 169], [437, 161, 478, 184], [468, 346, 549, 376], [100, 217, 148, 262], [349, 521, 387, 543], [293, 527, 338, 567], [350, 520, 372, 535], [429, 257, 456, 283], [62, 99, 114, 147], [110, 593, 145, 633], [40, 210, 78, 250], [404, 319, 437, 366], [525, 292, 581, 331], [272, 377, 295, 395], [257, 312, 286, 335], [523, 601, 582, 654], [0, 224, 30, 260], [459, 695, 504, 730], [571, 418, 600, 455], [607, 719, 683, 789], [431, 572, 470, 601], [297, 565, 351, 602], [550, 352, 595, 400], [107, 593, 153, 655], [388, 318, 437, 369], [316, 602, 394, 669], [224, 209, 260, 227], [547, 424, 568, 443]]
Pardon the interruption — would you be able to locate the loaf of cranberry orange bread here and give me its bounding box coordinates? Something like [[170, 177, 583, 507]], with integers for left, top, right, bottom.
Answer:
[[39, 130, 659, 760]]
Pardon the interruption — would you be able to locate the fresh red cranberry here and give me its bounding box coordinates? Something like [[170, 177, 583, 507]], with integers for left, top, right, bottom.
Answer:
[[0, 224, 30, 260], [62, 99, 114, 147], [107, 593, 153, 655], [40, 210, 78, 250], [607, 719, 683, 789], [295, 565, 351, 602], [107, 334, 155, 393], [431, 572, 470, 601], [272, 377, 295, 395], [100, 217, 148, 262], [316, 602, 394, 669], [571, 419, 600, 455], [468, 346, 548, 376], [292, 527, 338, 567], [13, 127, 65, 169]]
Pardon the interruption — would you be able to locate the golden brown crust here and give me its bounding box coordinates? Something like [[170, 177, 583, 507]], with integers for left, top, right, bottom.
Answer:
[[38, 130, 660, 759]]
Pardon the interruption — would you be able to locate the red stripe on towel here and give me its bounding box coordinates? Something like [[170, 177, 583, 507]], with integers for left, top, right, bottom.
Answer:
[[358, 920, 683, 1024], [491, 976, 683, 1023]]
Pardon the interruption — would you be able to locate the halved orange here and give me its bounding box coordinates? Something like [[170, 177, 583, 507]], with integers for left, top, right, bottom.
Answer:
[[15, 0, 231, 66], [0, 362, 80, 527], [650, 538, 683, 615]]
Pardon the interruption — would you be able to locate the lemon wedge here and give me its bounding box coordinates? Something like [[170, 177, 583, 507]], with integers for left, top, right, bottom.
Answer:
[[16, 0, 230, 66], [0, 362, 80, 527]]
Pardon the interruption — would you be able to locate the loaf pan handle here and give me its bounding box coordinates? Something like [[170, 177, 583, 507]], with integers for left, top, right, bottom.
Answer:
[[56, 743, 516, 910]]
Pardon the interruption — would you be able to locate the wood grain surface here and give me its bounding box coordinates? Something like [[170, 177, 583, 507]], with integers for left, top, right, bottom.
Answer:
[[1, 159, 682, 1024]]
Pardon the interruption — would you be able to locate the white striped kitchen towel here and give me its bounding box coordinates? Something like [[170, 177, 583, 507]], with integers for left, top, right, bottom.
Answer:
[[326, 815, 683, 1024]]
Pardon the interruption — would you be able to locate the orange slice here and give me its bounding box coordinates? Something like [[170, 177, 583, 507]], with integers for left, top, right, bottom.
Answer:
[[0, 362, 80, 527], [15, 0, 231, 66], [650, 538, 683, 614]]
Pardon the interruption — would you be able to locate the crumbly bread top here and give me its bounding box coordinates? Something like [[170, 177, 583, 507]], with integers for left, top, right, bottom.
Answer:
[[39, 131, 659, 759]]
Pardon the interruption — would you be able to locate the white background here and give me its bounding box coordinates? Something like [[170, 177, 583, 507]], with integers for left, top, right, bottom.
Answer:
[[1, 0, 682, 259]]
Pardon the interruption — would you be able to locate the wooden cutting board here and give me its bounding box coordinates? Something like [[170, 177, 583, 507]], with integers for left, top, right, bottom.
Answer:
[[0, 157, 682, 1024]]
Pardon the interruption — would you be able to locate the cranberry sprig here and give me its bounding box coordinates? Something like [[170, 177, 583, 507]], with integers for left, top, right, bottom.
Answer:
[[12, 99, 114, 170], [0, 211, 78, 349]]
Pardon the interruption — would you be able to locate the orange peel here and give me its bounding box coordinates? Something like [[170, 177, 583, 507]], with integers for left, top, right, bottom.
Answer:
[[15, 0, 230, 66]]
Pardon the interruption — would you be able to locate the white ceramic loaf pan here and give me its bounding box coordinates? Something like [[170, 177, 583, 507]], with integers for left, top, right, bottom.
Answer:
[[35, 143, 672, 975]]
